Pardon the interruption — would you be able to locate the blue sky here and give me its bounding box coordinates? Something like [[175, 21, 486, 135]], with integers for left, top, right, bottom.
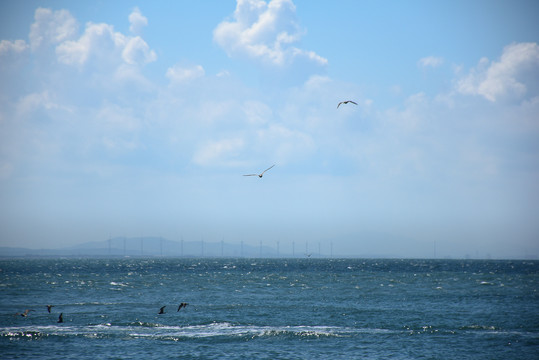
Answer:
[[1, 0, 538, 258]]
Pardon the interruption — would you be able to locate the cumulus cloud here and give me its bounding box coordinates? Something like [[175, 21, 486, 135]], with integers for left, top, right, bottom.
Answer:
[[457, 42, 539, 102], [56, 22, 156, 67], [418, 56, 444, 68], [129, 7, 148, 35], [56, 23, 118, 66], [166, 64, 205, 83], [122, 36, 157, 65], [213, 0, 327, 67], [29, 8, 78, 51]]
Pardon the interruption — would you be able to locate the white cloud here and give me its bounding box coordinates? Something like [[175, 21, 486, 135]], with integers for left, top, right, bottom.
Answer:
[[0, 40, 29, 70], [457, 42, 539, 102], [122, 36, 157, 65], [193, 137, 245, 166], [29, 8, 78, 51], [16, 90, 71, 116], [129, 7, 148, 35], [0, 40, 29, 56], [56, 22, 156, 68], [418, 56, 444, 68], [213, 0, 327, 67], [56, 22, 121, 66], [113, 63, 156, 90], [166, 64, 205, 83], [304, 74, 331, 87], [217, 70, 231, 77], [29, 6, 153, 70]]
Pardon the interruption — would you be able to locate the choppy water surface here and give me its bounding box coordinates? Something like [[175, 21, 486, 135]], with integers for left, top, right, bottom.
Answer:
[[1, 258, 537, 359]]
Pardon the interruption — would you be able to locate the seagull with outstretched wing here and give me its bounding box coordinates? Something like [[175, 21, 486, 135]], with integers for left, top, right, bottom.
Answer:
[[243, 164, 275, 178], [15, 309, 34, 317], [337, 100, 358, 108]]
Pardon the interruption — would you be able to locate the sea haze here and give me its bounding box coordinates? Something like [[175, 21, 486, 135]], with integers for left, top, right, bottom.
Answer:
[[1, 258, 537, 359]]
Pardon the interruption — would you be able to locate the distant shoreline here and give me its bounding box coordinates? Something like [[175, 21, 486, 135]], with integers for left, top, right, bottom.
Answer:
[[1, 236, 536, 261], [0, 252, 536, 262]]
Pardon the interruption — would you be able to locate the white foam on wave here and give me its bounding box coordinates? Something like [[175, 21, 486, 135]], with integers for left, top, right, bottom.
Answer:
[[0, 322, 352, 338], [10, 322, 520, 341], [133, 323, 353, 339]]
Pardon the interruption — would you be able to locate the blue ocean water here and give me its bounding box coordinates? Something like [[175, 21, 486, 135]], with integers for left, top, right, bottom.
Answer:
[[0, 258, 537, 359]]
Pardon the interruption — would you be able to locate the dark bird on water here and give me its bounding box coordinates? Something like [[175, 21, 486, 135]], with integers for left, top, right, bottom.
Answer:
[[337, 100, 358, 108], [177, 303, 189, 311], [158, 306, 166, 314], [243, 164, 275, 178], [47, 305, 54, 313], [57, 313, 63, 323], [15, 309, 34, 317]]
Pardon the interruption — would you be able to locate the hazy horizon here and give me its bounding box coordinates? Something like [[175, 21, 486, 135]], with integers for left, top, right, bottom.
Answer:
[[1, 1, 538, 260], [1, 235, 536, 260]]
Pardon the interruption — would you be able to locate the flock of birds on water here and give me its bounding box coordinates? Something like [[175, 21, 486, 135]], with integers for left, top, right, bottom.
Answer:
[[12, 100, 357, 325], [14, 302, 189, 324], [243, 100, 357, 178]]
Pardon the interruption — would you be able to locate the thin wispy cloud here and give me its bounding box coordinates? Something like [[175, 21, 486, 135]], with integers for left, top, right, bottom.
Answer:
[[193, 137, 245, 166], [0, 39, 29, 55], [418, 56, 444, 68], [166, 64, 205, 84]]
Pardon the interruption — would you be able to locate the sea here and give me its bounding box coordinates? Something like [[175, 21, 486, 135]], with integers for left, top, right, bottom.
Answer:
[[0, 258, 537, 359]]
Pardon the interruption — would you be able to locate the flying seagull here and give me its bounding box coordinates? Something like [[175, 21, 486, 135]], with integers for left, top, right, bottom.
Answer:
[[47, 305, 54, 313], [337, 100, 358, 108], [243, 164, 275, 178], [158, 306, 166, 314], [177, 303, 189, 312], [57, 313, 63, 323], [15, 309, 34, 317]]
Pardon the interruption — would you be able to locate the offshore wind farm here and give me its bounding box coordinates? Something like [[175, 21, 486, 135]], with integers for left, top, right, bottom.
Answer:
[[2, 235, 504, 259], [1, 236, 336, 258]]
